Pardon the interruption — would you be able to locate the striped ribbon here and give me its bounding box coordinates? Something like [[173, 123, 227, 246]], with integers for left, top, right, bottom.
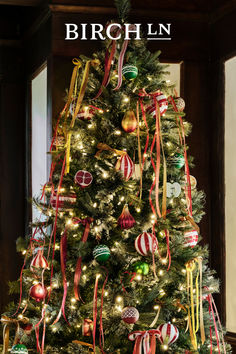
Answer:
[[128, 329, 161, 354]]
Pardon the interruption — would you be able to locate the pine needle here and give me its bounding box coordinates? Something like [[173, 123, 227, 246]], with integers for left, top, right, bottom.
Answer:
[[114, 0, 131, 22]]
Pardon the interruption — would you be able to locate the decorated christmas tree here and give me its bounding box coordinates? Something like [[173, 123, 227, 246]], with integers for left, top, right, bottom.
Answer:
[[1, 1, 230, 353]]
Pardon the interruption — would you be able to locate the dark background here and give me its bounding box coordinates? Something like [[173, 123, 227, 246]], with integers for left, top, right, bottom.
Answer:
[[0, 0, 235, 349]]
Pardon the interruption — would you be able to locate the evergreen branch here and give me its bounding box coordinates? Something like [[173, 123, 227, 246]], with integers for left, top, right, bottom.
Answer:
[[114, 0, 131, 22]]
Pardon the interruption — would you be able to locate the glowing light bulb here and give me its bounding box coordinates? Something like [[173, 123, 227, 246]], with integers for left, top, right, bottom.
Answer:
[[158, 270, 164, 276], [99, 109, 103, 113], [88, 124, 93, 129], [82, 265, 87, 271], [18, 314, 23, 320], [67, 219, 72, 226], [136, 207, 141, 213], [161, 344, 169, 351], [116, 296, 123, 303], [22, 250, 26, 255], [120, 196, 125, 201], [136, 274, 142, 281], [52, 326, 57, 332], [115, 130, 121, 135], [104, 291, 108, 297], [102, 172, 108, 179], [182, 269, 187, 274], [123, 96, 129, 103], [71, 298, 76, 303], [93, 202, 97, 208], [172, 318, 176, 323], [153, 305, 159, 310], [161, 258, 168, 265]]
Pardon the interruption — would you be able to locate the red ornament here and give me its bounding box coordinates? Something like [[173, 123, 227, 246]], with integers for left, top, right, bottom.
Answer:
[[29, 283, 47, 302], [22, 323, 33, 336], [82, 318, 93, 336], [135, 232, 157, 256], [117, 204, 136, 229], [74, 170, 93, 188], [146, 91, 168, 117], [70, 104, 95, 120], [157, 322, 179, 345], [50, 190, 76, 210], [116, 153, 134, 181], [30, 249, 49, 272], [184, 229, 199, 248], [121, 307, 139, 324]]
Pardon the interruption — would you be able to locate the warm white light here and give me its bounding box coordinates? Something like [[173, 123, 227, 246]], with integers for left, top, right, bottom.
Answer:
[[158, 270, 164, 276], [102, 172, 108, 179], [18, 314, 23, 320], [136, 274, 142, 281], [71, 298, 76, 303], [22, 250, 26, 255], [182, 269, 187, 274], [115, 130, 121, 135], [116, 296, 123, 303], [151, 213, 156, 219], [88, 124, 93, 129], [93, 202, 97, 208], [104, 291, 108, 297], [161, 344, 169, 351], [153, 305, 159, 310], [99, 109, 103, 113], [52, 326, 57, 332], [82, 265, 87, 271], [96, 274, 101, 279], [136, 207, 141, 213], [161, 258, 168, 265], [66, 219, 72, 225], [166, 80, 170, 83], [120, 196, 125, 201], [123, 96, 129, 103], [172, 318, 176, 323], [116, 305, 123, 312]]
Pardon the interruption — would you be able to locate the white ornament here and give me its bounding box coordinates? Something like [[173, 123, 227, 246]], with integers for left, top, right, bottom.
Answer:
[[166, 182, 181, 198]]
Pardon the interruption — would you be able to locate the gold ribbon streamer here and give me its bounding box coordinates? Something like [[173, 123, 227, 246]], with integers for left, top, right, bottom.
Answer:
[[136, 102, 143, 200], [1, 315, 29, 354], [72, 340, 94, 352], [197, 257, 205, 344], [95, 143, 127, 169], [186, 260, 198, 351]]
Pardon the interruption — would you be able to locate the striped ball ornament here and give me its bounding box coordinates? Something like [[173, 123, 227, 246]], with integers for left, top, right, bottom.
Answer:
[[184, 229, 199, 248], [93, 245, 110, 263], [121, 306, 139, 324], [135, 232, 157, 256], [116, 153, 134, 181], [50, 190, 76, 210], [11, 344, 28, 353], [122, 65, 138, 80], [146, 91, 168, 117], [30, 249, 49, 271], [157, 322, 179, 345], [70, 104, 95, 120]]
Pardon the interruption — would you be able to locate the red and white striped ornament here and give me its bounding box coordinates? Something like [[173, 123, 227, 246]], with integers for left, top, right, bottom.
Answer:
[[70, 104, 95, 121], [135, 232, 157, 256], [157, 322, 179, 345], [184, 229, 199, 248], [74, 170, 93, 188], [82, 318, 93, 336], [146, 91, 168, 117], [121, 307, 139, 324], [30, 249, 49, 271], [116, 153, 134, 181], [50, 190, 76, 210]]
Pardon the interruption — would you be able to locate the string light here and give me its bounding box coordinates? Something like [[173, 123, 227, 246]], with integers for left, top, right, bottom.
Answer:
[[93, 202, 97, 208], [104, 291, 108, 297], [151, 213, 156, 219], [153, 305, 159, 310], [161, 258, 168, 265], [22, 250, 26, 255], [52, 326, 57, 332], [120, 196, 125, 201], [99, 109, 103, 113], [66, 219, 72, 226], [82, 265, 87, 271], [71, 298, 76, 303], [136, 207, 141, 213], [18, 314, 23, 320], [88, 124, 93, 129], [123, 96, 129, 103], [116, 296, 123, 303], [158, 270, 164, 276], [116, 305, 123, 312], [166, 80, 170, 83], [136, 274, 142, 281], [172, 318, 177, 323], [161, 344, 169, 351], [159, 289, 165, 296], [102, 172, 108, 179], [115, 130, 121, 135], [182, 269, 187, 274]]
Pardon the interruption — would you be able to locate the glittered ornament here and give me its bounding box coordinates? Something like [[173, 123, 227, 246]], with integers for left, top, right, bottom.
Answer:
[[157, 322, 179, 345], [116, 152, 134, 181], [75, 170, 93, 188], [169, 153, 185, 169], [122, 65, 138, 80], [184, 229, 199, 248], [182, 175, 197, 189], [146, 91, 168, 117], [133, 261, 149, 275], [166, 182, 181, 198], [52, 135, 65, 148], [30, 249, 49, 272], [93, 245, 110, 263], [121, 306, 139, 324], [70, 104, 95, 121], [82, 318, 93, 336], [10, 344, 28, 353], [175, 97, 185, 112], [121, 110, 137, 133], [117, 204, 136, 229], [50, 190, 76, 210], [135, 232, 157, 256], [29, 283, 47, 302]]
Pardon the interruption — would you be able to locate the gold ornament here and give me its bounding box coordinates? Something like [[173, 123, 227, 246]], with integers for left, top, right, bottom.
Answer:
[[121, 110, 137, 133]]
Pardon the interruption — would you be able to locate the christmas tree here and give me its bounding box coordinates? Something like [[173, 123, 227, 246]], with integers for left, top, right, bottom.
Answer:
[[1, 1, 230, 353]]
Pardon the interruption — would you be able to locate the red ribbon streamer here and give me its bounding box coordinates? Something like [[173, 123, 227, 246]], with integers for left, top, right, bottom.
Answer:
[[120, 271, 137, 294], [73, 217, 93, 301]]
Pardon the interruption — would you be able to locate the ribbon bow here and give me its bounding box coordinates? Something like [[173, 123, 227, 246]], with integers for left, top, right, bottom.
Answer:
[[128, 329, 161, 354], [1, 315, 29, 354]]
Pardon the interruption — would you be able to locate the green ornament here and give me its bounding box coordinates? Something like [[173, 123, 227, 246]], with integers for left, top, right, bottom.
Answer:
[[122, 65, 138, 80], [93, 245, 110, 263], [133, 261, 149, 275], [170, 153, 185, 169], [11, 344, 28, 353]]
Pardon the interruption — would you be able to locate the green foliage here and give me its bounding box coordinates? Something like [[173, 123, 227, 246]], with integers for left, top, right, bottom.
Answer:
[[114, 0, 131, 22]]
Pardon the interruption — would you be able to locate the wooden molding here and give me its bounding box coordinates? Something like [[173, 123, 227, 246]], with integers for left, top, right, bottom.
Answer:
[[23, 6, 51, 42], [0, 0, 42, 5], [210, 0, 236, 24]]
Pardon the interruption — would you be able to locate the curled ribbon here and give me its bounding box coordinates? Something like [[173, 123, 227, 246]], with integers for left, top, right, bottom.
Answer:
[[1, 315, 29, 354], [128, 329, 161, 354], [95, 142, 127, 160]]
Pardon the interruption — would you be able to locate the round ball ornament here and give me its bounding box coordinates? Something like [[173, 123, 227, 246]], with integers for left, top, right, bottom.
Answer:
[[184, 229, 199, 248], [133, 261, 149, 275], [93, 245, 110, 263], [166, 182, 181, 198], [82, 318, 93, 336], [116, 152, 134, 181], [182, 175, 197, 190], [175, 97, 185, 112], [70, 104, 95, 121], [121, 306, 139, 324], [157, 322, 179, 345], [146, 91, 168, 117], [75, 170, 93, 188], [29, 283, 47, 302], [121, 110, 137, 133], [135, 232, 157, 256], [30, 249, 49, 272], [169, 153, 185, 169], [11, 344, 28, 354], [50, 190, 76, 210], [122, 65, 138, 80]]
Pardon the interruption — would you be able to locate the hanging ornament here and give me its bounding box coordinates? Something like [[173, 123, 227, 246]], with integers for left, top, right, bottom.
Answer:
[[117, 204, 136, 229], [166, 182, 181, 198], [146, 91, 168, 117], [121, 306, 139, 324], [184, 229, 199, 248], [132, 261, 149, 275], [29, 283, 47, 302], [122, 64, 138, 80], [169, 153, 185, 169], [52, 135, 65, 148], [135, 232, 157, 256], [116, 152, 134, 181], [70, 103, 95, 121], [182, 175, 197, 190], [22, 323, 33, 336], [50, 190, 76, 210], [93, 245, 110, 263], [82, 319, 93, 336], [30, 249, 49, 272], [10, 344, 28, 353], [75, 170, 93, 188], [175, 97, 185, 112], [121, 110, 137, 133], [157, 322, 179, 345]]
